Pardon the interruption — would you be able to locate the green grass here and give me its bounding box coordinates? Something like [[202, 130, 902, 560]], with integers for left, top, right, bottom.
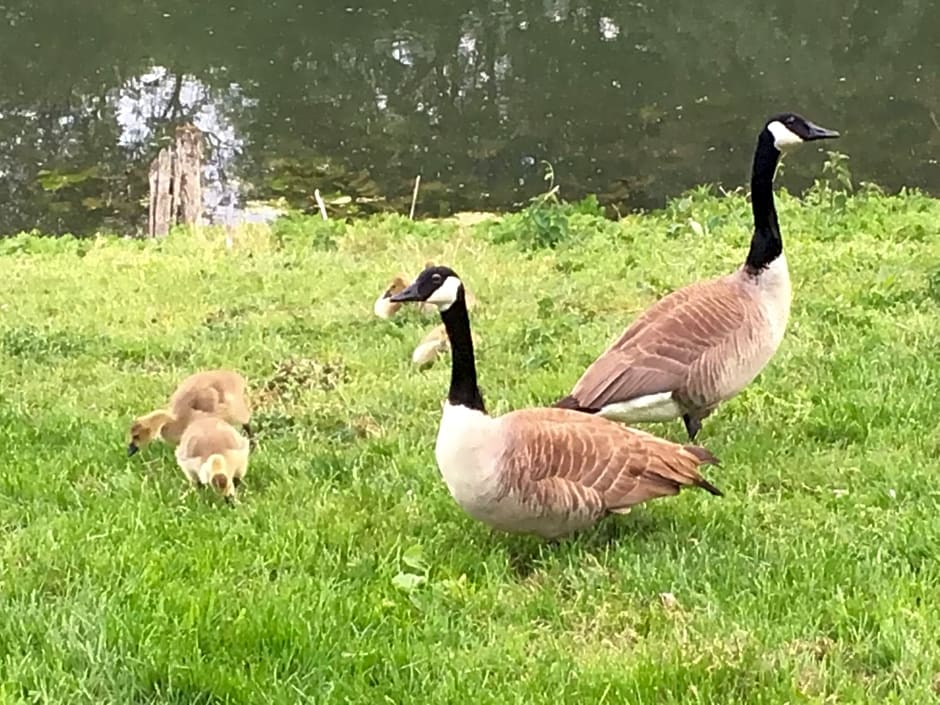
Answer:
[[1, 179, 940, 704]]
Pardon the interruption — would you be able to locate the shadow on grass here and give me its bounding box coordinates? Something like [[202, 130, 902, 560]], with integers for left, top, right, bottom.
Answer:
[[499, 508, 685, 580]]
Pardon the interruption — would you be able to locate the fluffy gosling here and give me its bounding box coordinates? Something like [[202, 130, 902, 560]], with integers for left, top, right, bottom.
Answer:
[[175, 415, 250, 504], [373, 274, 410, 319], [411, 324, 483, 369], [412, 324, 449, 368], [374, 263, 477, 321], [127, 369, 252, 455]]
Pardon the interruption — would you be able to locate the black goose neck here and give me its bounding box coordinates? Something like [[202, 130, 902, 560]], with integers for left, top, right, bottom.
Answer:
[[439, 293, 486, 413], [745, 130, 783, 274]]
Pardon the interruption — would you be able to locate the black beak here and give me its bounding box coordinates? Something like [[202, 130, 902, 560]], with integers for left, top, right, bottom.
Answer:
[[389, 282, 424, 303], [127, 443, 139, 457], [805, 120, 840, 141]]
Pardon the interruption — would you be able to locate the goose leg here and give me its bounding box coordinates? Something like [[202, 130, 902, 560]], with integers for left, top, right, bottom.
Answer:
[[683, 414, 702, 441], [243, 422, 256, 449]]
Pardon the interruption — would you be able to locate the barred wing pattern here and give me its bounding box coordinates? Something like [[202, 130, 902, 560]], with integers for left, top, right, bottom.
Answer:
[[495, 408, 720, 530]]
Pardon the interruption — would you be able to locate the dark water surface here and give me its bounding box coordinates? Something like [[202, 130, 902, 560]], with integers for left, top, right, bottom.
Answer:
[[0, 0, 937, 235]]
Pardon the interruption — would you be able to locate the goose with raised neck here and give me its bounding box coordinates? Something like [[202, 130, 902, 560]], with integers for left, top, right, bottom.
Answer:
[[554, 112, 839, 440]]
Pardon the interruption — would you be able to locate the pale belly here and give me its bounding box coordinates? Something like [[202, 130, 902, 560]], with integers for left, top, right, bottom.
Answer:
[[451, 487, 597, 539], [598, 391, 683, 423]]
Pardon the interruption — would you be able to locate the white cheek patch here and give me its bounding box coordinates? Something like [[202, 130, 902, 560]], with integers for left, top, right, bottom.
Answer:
[[426, 276, 462, 311], [767, 120, 804, 150]]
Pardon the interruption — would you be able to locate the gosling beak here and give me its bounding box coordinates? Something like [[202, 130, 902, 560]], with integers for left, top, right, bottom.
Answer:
[[127, 443, 139, 457], [389, 281, 423, 303], [805, 120, 840, 141]]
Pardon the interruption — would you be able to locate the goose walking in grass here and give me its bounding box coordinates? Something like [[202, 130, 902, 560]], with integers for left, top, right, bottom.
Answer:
[[127, 369, 253, 455], [555, 112, 840, 440], [390, 265, 722, 540]]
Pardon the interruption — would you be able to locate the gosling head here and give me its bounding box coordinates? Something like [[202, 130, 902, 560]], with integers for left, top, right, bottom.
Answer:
[[390, 265, 464, 312], [210, 472, 236, 503], [127, 410, 172, 456], [373, 275, 410, 319], [764, 112, 840, 152], [201, 455, 237, 504]]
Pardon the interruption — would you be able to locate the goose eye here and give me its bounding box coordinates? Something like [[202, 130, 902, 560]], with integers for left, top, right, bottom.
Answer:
[[431, 273, 442, 284]]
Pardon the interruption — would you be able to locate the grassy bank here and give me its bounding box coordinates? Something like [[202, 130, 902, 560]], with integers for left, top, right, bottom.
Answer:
[[1, 180, 940, 703]]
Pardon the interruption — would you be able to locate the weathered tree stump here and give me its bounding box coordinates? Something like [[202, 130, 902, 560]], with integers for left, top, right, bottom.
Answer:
[[147, 147, 173, 238], [174, 124, 203, 227], [146, 124, 204, 238]]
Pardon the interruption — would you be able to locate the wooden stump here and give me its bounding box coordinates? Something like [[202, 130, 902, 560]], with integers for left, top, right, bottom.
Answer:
[[174, 125, 203, 227], [148, 147, 173, 238], [146, 124, 204, 238]]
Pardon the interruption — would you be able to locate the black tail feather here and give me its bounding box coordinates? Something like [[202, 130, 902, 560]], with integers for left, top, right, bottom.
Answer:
[[683, 445, 720, 467], [553, 395, 600, 414], [694, 477, 724, 497], [682, 445, 722, 496]]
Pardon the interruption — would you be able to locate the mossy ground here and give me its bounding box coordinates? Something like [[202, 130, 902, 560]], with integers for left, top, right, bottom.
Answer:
[[1, 180, 939, 703]]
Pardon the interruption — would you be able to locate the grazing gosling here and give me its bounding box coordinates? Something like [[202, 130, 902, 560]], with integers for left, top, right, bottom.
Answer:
[[175, 415, 250, 503], [411, 324, 483, 369], [390, 265, 722, 540], [127, 369, 253, 455], [555, 112, 840, 440], [412, 324, 449, 368], [374, 263, 478, 321], [373, 274, 411, 319]]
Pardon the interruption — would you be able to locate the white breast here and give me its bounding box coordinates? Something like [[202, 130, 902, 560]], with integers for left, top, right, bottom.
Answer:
[[434, 403, 504, 516], [755, 254, 792, 348]]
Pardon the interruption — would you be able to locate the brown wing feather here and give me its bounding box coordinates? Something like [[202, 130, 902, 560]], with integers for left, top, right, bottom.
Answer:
[[567, 276, 752, 409], [498, 408, 721, 518]]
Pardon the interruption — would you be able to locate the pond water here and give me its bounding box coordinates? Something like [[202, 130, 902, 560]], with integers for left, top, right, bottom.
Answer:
[[0, 0, 937, 235]]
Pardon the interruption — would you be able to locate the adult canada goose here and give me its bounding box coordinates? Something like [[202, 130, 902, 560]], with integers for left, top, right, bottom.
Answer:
[[555, 112, 839, 440], [175, 415, 250, 504], [127, 369, 253, 455], [390, 265, 722, 539]]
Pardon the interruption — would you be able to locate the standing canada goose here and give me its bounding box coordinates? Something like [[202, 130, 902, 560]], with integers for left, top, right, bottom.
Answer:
[[555, 112, 840, 440], [127, 369, 253, 455], [175, 415, 250, 504], [390, 265, 722, 540]]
